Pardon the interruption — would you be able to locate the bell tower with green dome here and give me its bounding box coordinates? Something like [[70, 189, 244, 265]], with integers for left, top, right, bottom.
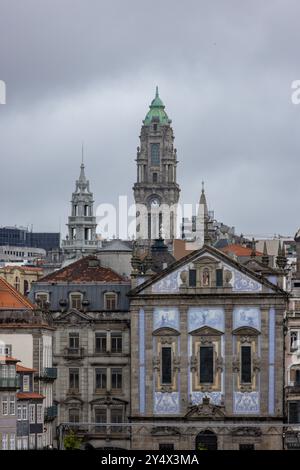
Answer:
[[133, 87, 180, 241]]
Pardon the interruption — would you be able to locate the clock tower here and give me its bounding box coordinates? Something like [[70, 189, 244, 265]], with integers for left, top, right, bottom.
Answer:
[[133, 87, 180, 241]]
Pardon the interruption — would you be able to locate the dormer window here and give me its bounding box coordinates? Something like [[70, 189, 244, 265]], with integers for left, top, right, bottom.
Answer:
[[70, 293, 82, 310], [35, 292, 49, 308], [104, 292, 118, 310]]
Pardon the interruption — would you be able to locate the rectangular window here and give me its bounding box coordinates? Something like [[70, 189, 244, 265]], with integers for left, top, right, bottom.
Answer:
[[69, 333, 79, 350], [17, 438, 22, 450], [239, 444, 254, 450], [189, 269, 196, 287], [37, 404, 43, 423], [216, 269, 223, 287], [159, 443, 175, 450], [29, 404, 35, 424], [22, 405, 28, 421], [22, 437, 28, 450], [95, 368, 107, 391], [2, 433, 8, 450], [17, 404, 22, 421], [111, 368, 122, 390], [290, 331, 299, 352], [69, 368, 79, 391], [9, 396, 15, 415], [37, 434, 43, 449], [35, 293, 48, 308], [10, 434, 15, 450], [95, 408, 107, 432], [241, 345, 252, 383], [95, 332, 107, 353], [69, 408, 80, 424], [29, 434, 35, 450], [111, 408, 123, 433], [200, 346, 214, 384], [161, 347, 172, 385], [105, 294, 117, 310], [23, 375, 30, 392], [9, 365, 15, 378], [111, 333, 122, 353], [2, 396, 8, 416], [151, 143, 160, 166], [70, 294, 82, 310], [289, 401, 300, 423]]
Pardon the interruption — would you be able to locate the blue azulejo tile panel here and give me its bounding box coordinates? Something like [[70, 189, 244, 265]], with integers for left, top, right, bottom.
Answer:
[[233, 392, 260, 414], [153, 307, 180, 331], [191, 391, 223, 406], [139, 308, 145, 414], [233, 306, 261, 331], [154, 392, 180, 414], [231, 268, 262, 292], [152, 265, 192, 293], [188, 307, 225, 333]]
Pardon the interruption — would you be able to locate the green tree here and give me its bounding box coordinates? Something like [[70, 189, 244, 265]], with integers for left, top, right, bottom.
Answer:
[[63, 430, 82, 450]]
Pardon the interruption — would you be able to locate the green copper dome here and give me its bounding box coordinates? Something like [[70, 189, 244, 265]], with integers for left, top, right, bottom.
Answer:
[[143, 86, 171, 125]]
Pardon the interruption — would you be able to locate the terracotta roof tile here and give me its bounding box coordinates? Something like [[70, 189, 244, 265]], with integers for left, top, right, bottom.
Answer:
[[16, 364, 37, 373], [39, 256, 128, 283], [220, 244, 263, 257], [0, 277, 35, 310], [17, 392, 44, 400], [0, 356, 20, 363]]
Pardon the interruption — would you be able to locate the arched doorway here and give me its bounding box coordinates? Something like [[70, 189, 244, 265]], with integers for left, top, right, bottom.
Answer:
[[195, 430, 218, 451]]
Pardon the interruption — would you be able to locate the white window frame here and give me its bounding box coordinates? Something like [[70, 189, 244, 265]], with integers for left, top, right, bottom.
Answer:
[[22, 404, 28, 421], [290, 330, 300, 352], [29, 434, 35, 450], [22, 436, 28, 450], [69, 292, 83, 310], [2, 433, 8, 450], [17, 404, 22, 421], [17, 438, 22, 450], [104, 292, 118, 310], [29, 404, 35, 424], [37, 404, 43, 423], [9, 395, 15, 415], [9, 433, 15, 450], [35, 292, 49, 307], [37, 434, 43, 450], [2, 396, 8, 416]]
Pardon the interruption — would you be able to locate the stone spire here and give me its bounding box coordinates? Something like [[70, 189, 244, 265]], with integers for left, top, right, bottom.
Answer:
[[276, 240, 287, 270], [261, 241, 269, 266], [250, 238, 256, 258], [62, 160, 100, 257]]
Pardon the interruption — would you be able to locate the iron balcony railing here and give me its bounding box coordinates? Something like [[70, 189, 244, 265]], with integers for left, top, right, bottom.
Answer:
[[42, 367, 57, 380], [44, 405, 58, 421]]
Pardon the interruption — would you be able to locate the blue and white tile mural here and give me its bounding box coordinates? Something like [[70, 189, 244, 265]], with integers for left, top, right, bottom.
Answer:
[[233, 392, 260, 414], [233, 307, 261, 331], [153, 308, 180, 331], [188, 307, 225, 333], [154, 392, 180, 414], [191, 391, 223, 406], [150, 254, 263, 294], [152, 265, 191, 293]]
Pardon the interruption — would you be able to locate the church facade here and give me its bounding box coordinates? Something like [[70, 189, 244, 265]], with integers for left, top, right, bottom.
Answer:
[[129, 244, 287, 450]]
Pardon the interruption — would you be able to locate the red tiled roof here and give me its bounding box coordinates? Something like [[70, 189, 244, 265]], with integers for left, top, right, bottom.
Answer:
[[0, 277, 35, 310], [0, 356, 20, 363], [220, 244, 263, 257], [16, 364, 37, 373], [39, 256, 128, 283], [17, 392, 45, 400], [1, 266, 43, 272]]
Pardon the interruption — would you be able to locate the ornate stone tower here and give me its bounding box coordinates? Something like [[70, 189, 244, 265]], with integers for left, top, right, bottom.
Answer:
[[133, 87, 180, 241], [62, 162, 100, 256]]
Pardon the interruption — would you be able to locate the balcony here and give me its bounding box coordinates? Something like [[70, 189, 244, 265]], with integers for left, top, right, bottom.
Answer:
[[63, 348, 85, 359], [0, 377, 19, 389], [40, 367, 57, 381], [286, 384, 300, 395], [82, 424, 130, 438], [44, 405, 58, 422]]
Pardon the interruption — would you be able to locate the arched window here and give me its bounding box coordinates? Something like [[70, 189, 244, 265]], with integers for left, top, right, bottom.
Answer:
[[23, 280, 29, 295]]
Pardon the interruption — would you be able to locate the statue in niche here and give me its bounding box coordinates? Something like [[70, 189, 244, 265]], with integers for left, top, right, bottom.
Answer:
[[202, 268, 210, 287]]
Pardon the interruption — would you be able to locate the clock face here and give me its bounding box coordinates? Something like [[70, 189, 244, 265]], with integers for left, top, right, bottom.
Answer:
[[151, 198, 160, 208]]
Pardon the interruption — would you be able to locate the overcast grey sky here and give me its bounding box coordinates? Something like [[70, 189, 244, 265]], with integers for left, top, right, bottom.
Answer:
[[0, 0, 299, 238]]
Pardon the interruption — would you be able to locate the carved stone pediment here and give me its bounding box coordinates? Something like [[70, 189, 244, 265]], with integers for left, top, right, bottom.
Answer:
[[232, 326, 260, 337], [231, 427, 262, 437], [90, 395, 128, 406], [152, 327, 180, 336], [190, 326, 223, 337], [185, 397, 225, 420], [55, 308, 92, 323], [151, 426, 181, 436], [194, 256, 218, 267]]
